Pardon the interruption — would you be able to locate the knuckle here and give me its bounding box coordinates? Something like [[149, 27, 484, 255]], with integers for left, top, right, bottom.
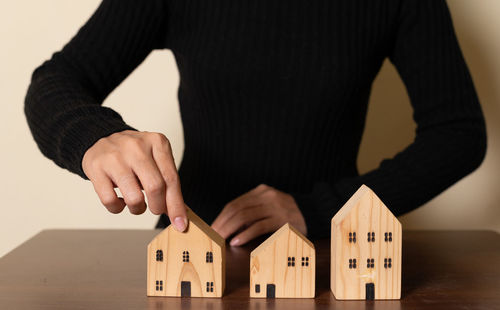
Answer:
[[164, 171, 179, 184], [257, 184, 269, 190], [150, 132, 169, 145], [125, 137, 146, 150], [104, 151, 122, 164], [116, 173, 134, 186], [237, 209, 253, 223], [144, 179, 165, 195], [90, 158, 103, 171], [126, 194, 144, 207], [263, 189, 278, 199], [225, 202, 240, 213]]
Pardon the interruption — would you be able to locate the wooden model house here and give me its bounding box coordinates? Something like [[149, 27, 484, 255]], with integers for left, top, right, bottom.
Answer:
[[331, 185, 401, 300], [147, 208, 225, 297], [250, 223, 315, 298]]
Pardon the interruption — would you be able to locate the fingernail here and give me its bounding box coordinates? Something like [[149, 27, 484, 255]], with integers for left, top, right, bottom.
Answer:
[[230, 238, 240, 246], [174, 216, 187, 232]]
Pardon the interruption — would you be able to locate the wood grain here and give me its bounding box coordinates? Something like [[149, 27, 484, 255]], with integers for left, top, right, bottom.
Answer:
[[250, 223, 315, 298], [1, 230, 500, 309], [147, 208, 225, 297], [331, 185, 402, 300]]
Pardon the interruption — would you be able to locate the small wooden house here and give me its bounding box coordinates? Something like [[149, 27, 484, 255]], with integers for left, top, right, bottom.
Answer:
[[250, 223, 315, 298], [147, 208, 225, 297], [331, 185, 401, 300]]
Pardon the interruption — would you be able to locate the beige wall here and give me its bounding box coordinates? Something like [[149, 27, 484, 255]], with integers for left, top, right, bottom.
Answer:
[[1, 1, 499, 257]]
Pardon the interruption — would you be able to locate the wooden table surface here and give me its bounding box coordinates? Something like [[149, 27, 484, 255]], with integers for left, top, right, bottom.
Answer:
[[1, 230, 499, 310]]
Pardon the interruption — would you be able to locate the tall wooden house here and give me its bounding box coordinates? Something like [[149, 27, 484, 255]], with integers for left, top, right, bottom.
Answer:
[[147, 208, 225, 297], [331, 185, 402, 300], [250, 223, 315, 298]]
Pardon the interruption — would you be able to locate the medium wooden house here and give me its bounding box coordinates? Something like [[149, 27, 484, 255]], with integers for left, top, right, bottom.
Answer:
[[147, 208, 225, 297], [331, 185, 401, 300], [250, 223, 315, 298]]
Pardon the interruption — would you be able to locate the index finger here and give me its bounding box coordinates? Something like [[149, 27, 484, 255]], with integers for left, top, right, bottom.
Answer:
[[152, 137, 187, 232]]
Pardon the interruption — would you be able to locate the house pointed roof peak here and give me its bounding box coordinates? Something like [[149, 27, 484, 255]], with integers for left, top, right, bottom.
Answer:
[[165, 207, 225, 247], [332, 184, 398, 226], [251, 223, 314, 257]]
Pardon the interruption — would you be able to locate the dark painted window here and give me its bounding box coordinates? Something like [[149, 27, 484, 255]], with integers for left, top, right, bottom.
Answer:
[[301, 256, 309, 266], [182, 251, 190, 262], [349, 258, 357, 269], [206, 251, 213, 263], [155, 280, 163, 291], [349, 232, 357, 243], [367, 258, 375, 268], [206, 282, 214, 292], [384, 258, 392, 268], [385, 232, 393, 242], [255, 284, 260, 293], [287, 256, 295, 267], [156, 250, 163, 262], [367, 232, 375, 242]]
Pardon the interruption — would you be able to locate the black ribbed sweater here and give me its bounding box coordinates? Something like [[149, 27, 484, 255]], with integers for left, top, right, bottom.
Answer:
[[25, 0, 486, 237]]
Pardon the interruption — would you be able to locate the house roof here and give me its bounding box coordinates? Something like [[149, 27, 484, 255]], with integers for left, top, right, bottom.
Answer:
[[163, 207, 225, 247], [188, 207, 225, 246], [331, 184, 398, 226], [251, 223, 314, 257]]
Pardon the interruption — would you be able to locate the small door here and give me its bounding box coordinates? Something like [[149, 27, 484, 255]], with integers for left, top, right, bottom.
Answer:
[[266, 284, 276, 298], [366, 283, 375, 300], [181, 281, 191, 297]]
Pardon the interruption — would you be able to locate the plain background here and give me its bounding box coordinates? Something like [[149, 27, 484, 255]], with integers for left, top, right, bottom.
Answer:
[[1, 0, 499, 258]]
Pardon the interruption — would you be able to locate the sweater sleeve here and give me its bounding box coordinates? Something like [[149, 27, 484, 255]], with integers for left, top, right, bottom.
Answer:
[[292, 0, 487, 238], [24, 0, 168, 179]]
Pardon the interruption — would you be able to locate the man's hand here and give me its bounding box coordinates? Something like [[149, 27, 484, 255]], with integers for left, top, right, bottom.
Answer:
[[82, 130, 187, 232], [211, 184, 307, 246]]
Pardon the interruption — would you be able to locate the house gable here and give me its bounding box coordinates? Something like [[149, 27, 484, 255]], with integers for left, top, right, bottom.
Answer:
[[148, 207, 224, 249], [251, 223, 314, 258], [332, 185, 399, 227]]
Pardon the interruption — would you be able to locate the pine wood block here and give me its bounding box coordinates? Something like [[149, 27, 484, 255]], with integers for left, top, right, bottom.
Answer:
[[331, 184, 402, 300], [147, 208, 225, 297], [250, 223, 315, 298]]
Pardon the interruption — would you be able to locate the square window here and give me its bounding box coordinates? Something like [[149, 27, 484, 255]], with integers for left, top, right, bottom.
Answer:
[[206, 251, 213, 263], [155, 280, 163, 291], [206, 282, 214, 293], [349, 258, 357, 269], [349, 232, 357, 243], [367, 232, 375, 242], [255, 284, 260, 293], [385, 232, 393, 242], [301, 257, 309, 267], [367, 258, 375, 268], [156, 250, 163, 262], [384, 257, 392, 268]]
